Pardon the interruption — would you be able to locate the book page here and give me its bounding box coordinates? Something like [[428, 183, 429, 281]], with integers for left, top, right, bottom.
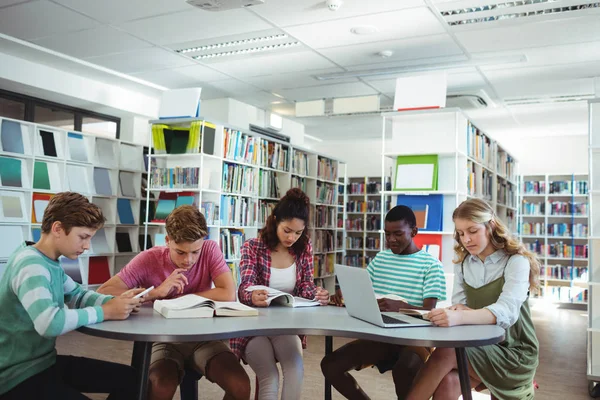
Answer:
[[156, 294, 213, 310], [375, 294, 408, 302]]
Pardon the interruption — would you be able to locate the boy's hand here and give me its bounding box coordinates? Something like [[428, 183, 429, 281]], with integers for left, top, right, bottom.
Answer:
[[330, 288, 344, 307], [102, 297, 143, 320], [377, 298, 410, 312], [120, 288, 147, 313], [315, 286, 329, 306], [251, 289, 269, 307], [153, 269, 189, 299]]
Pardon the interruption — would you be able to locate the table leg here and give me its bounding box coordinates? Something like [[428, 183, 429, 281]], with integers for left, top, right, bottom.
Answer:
[[131, 341, 153, 400], [324, 335, 333, 400], [455, 347, 472, 400]]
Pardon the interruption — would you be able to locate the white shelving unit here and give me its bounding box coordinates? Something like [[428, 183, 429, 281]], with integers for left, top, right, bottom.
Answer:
[[519, 173, 589, 306], [380, 109, 518, 298], [143, 118, 346, 294], [0, 117, 145, 288], [344, 176, 390, 268], [587, 99, 600, 391]]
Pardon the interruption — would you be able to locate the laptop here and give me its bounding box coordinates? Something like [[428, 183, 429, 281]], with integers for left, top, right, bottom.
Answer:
[[335, 264, 432, 328]]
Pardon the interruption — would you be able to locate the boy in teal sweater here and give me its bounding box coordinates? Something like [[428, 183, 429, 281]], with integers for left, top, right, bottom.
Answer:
[[0, 192, 144, 399]]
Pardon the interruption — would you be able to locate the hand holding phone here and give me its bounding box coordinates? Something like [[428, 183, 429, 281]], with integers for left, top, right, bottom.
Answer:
[[133, 286, 154, 299]]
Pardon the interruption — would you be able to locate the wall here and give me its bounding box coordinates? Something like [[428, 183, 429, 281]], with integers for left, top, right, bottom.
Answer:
[[498, 135, 588, 175]]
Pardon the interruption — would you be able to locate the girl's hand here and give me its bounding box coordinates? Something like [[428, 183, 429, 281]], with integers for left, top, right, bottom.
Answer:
[[448, 304, 471, 311], [428, 308, 464, 327], [315, 286, 330, 306], [251, 290, 269, 307]]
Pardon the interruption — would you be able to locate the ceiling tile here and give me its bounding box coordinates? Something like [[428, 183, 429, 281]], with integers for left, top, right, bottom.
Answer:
[[117, 8, 272, 46], [244, 68, 353, 91], [365, 68, 485, 94], [235, 92, 287, 108], [85, 47, 195, 74], [285, 7, 446, 49], [0, 0, 29, 8], [0, 1, 100, 40], [455, 14, 600, 53], [209, 50, 336, 78], [50, 0, 194, 24], [252, 0, 424, 28], [277, 82, 378, 101], [319, 34, 463, 67], [130, 64, 230, 89], [208, 79, 262, 95], [32, 26, 151, 58]]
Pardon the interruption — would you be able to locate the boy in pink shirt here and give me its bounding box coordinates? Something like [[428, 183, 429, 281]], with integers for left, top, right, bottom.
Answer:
[[98, 205, 250, 400]]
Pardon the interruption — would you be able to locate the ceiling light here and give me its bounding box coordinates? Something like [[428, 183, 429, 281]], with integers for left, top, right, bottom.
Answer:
[[441, 1, 599, 25], [313, 54, 527, 80], [194, 41, 301, 59], [177, 33, 289, 54], [304, 134, 323, 142], [350, 25, 379, 35], [377, 50, 394, 58]]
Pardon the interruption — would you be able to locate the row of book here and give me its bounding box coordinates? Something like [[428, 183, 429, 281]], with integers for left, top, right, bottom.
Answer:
[[220, 229, 244, 260], [291, 151, 309, 176], [223, 128, 290, 171], [521, 223, 588, 237], [346, 237, 363, 249], [523, 180, 545, 194], [541, 265, 588, 281], [316, 182, 336, 205], [313, 230, 334, 253], [222, 163, 257, 195], [347, 180, 384, 195], [315, 206, 336, 229], [150, 166, 199, 189], [258, 170, 281, 199], [549, 180, 588, 195], [344, 254, 374, 268], [522, 201, 545, 215], [291, 176, 307, 193], [497, 150, 516, 181], [467, 122, 494, 169], [497, 182, 517, 207], [346, 200, 381, 213], [317, 157, 337, 181], [314, 253, 335, 278], [522, 201, 588, 216], [220, 196, 257, 227], [524, 240, 588, 258], [537, 287, 587, 303], [258, 200, 277, 226]]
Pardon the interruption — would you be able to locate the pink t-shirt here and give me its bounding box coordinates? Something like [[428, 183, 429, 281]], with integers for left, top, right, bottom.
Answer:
[[117, 240, 230, 297]]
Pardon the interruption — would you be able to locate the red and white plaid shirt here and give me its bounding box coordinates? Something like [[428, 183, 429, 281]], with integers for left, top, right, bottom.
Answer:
[[229, 236, 317, 359]]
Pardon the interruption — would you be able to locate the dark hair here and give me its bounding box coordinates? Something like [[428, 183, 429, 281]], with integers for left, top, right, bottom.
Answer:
[[260, 188, 310, 256], [385, 205, 417, 228], [166, 205, 208, 243], [41, 192, 105, 234]]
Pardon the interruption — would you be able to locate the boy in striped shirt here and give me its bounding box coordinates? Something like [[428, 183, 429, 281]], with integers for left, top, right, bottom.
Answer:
[[0, 192, 144, 399], [322, 205, 446, 399]]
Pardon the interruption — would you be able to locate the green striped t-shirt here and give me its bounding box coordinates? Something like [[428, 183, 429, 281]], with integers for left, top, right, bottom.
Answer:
[[367, 249, 446, 307], [0, 243, 113, 395]]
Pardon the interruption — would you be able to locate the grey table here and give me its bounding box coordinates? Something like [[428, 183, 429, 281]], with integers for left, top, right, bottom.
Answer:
[[79, 305, 504, 400]]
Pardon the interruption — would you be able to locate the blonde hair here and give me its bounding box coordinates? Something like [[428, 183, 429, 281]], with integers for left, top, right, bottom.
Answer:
[[452, 198, 540, 292]]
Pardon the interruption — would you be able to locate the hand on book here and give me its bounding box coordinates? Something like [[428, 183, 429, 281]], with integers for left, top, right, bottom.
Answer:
[[155, 268, 189, 299], [377, 298, 410, 312], [315, 286, 329, 306], [251, 289, 269, 307], [102, 296, 144, 320], [428, 308, 463, 327]]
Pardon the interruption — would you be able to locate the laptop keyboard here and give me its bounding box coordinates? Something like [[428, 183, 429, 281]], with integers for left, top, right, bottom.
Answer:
[[381, 314, 408, 324]]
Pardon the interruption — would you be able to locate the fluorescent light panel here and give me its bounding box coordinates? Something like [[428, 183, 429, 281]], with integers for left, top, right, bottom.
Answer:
[[177, 33, 289, 54], [314, 55, 527, 81], [194, 41, 300, 59]]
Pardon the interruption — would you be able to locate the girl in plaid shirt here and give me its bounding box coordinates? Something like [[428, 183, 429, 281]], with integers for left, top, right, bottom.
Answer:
[[230, 188, 330, 400]]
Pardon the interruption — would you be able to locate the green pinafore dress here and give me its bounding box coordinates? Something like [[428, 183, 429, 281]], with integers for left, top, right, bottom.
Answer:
[[462, 256, 539, 399]]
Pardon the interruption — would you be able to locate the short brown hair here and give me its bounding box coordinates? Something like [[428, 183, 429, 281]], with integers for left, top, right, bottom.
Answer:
[[165, 205, 208, 243], [41, 192, 105, 234]]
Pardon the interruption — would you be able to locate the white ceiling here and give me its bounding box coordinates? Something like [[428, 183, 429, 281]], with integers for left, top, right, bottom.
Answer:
[[0, 0, 599, 142]]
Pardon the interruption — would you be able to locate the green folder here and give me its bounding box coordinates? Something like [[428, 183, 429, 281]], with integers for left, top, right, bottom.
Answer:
[[33, 161, 51, 190], [394, 155, 438, 191], [154, 199, 176, 221], [0, 157, 22, 188]]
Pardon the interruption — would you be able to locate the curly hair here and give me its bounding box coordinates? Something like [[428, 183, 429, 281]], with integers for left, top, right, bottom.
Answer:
[[452, 198, 540, 292], [260, 188, 310, 256]]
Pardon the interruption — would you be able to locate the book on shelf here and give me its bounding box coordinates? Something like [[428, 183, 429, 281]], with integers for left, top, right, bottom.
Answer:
[[394, 155, 438, 191], [154, 294, 258, 318], [245, 285, 320, 308]]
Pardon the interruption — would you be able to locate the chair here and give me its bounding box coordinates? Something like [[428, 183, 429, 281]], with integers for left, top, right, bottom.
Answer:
[[180, 368, 203, 400]]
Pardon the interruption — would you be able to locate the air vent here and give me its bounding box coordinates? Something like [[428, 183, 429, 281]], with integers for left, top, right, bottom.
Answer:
[[440, 0, 599, 26], [186, 0, 265, 12], [249, 124, 290, 143]]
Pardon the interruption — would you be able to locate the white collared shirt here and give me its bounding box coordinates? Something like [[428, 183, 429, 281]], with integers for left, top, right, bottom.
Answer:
[[452, 249, 531, 329]]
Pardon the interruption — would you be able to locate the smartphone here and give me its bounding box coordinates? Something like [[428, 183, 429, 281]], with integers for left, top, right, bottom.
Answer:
[[133, 286, 154, 299]]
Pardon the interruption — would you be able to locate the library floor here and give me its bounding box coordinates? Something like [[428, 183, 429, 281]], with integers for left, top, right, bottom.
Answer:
[[57, 303, 589, 400]]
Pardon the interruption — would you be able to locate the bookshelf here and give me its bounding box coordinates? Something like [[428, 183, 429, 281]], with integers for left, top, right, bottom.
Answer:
[[0, 117, 145, 288], [343, 176, 390, 268], [587, 99, 600, 388], [380, 109, 518, 297], [143, 118, 346, 294], [519, 173, 589, 306]]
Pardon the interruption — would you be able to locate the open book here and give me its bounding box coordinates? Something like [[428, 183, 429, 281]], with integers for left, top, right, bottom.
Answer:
[[396, 309, 431, 320], [245, 285, 320, 308], [153, 294, 258, 319]]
